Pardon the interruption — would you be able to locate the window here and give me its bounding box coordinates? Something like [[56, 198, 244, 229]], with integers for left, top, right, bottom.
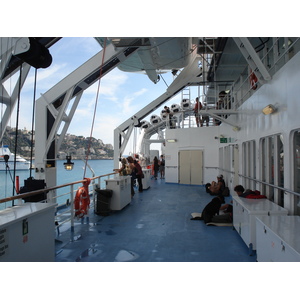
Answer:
[[293, 131, 300, 213], [260, 134, 284, 205], [242, 140, 256, 190]]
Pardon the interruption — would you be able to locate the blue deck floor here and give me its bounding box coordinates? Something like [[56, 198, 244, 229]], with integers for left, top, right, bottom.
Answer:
[[55, 178, 257, 262]]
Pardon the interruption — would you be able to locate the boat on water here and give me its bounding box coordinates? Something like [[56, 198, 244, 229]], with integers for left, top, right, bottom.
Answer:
[[0, 145, 30, 171], [2, 37, 300, 268]]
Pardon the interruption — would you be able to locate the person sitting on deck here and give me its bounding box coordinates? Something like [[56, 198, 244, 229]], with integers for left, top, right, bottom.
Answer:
[[198, 195, 225, 224], [205, 174, 225, 196]]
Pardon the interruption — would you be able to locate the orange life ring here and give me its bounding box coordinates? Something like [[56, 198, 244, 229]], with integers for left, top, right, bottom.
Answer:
[[249, 70, 258, 90], [74, 178, 91, 218]]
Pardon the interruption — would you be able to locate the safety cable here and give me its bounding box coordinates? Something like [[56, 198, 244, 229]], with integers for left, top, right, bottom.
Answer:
[[83, 38, 107, 179], [159, 73, 169, 88], [12, 66, 22, 204], [29, 68, 37, 177]]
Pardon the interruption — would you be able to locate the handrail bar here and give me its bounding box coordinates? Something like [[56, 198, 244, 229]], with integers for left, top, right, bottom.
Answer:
[[238, 173, 300, 198], [219, 167, 300, 198], [0, 172, 116, 204]]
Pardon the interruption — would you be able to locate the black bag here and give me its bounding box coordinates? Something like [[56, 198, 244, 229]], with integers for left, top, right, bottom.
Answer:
[[94, 189, 113, 216], [19, 177, 48, 202]]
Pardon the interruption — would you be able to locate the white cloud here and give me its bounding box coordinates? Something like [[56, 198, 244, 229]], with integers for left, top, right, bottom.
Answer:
[[133, 88, 148, 97], [99, 70, 128, 98]]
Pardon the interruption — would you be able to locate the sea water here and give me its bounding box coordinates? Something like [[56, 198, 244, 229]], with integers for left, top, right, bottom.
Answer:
[[0, 159, 114, 210]]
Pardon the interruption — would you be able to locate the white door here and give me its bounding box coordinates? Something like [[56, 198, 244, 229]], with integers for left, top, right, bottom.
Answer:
[[179, 150, 203, 185]]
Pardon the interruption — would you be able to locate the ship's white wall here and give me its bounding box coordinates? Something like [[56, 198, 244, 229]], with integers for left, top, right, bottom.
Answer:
[[164, 51, 300, 213], [218, 51, 300, 213], [165, 126, 224, 184]]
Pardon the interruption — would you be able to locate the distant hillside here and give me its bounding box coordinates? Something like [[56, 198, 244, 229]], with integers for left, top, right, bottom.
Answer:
[[1, 127, 114, 160]]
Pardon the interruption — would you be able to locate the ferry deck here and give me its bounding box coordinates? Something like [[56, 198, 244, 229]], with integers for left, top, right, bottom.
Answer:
[[55, 178, 256, 262]]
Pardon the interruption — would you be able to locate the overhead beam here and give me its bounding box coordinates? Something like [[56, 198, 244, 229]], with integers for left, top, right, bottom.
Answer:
[[113, 51, 202, 164], [34, 42, 139, 188], [233, 37, 271, 81], [0, 64, 31, 142]]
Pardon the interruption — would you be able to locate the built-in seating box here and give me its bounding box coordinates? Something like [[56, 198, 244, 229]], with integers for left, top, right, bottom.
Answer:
[[232, 196, 288, 254]]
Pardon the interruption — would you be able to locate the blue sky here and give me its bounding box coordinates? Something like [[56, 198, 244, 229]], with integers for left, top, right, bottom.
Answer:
[[6, 37, 201, 152]]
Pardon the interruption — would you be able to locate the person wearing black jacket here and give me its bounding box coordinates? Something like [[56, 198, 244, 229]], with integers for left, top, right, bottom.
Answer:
[[134, 159, 144, 192], [200, 195, 225, 224]]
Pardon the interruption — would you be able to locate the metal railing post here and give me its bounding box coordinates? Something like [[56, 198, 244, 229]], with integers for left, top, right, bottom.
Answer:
[[70, 183, 74, 238]]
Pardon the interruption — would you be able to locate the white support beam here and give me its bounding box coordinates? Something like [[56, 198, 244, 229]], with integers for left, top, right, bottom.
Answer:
[[35, 42, 139, 187], [0, 38, 39, 142], [113, 51, 201, 161], [144, 139, 165, 143], [44, 88, 75, 157], [56, 92, 83, 150], [233, 37, 271, 81], [0, 64, 31, 141], [207, 112, 240, 130], [119, 125, 134, 155]]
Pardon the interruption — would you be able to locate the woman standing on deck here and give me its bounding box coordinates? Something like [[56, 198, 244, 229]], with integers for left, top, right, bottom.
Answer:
[[153, 156, 159, 180], [134, 159, 144, 192], [159, 155, 165, 179], [127, 156, 136, 197]]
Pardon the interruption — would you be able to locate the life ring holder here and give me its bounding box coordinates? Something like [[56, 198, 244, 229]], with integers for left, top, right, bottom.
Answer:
[[74, 178, 91, 218]]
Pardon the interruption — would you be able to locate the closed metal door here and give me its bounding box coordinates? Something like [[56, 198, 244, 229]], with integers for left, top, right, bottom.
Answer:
[[179, 150, 203, 185]]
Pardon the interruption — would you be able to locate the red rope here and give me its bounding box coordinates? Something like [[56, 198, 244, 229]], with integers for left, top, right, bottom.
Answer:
[[83, 38, 108, 179]]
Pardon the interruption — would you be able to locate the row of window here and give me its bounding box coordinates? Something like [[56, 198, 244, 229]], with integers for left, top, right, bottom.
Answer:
[[220, 131, 300, 215]]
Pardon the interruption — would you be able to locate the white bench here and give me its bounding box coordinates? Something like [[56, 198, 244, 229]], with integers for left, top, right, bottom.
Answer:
[[232, 195, 288, 255], [256, 215, 300, 262]]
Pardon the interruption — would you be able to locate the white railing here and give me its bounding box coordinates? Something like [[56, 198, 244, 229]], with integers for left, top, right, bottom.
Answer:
[[232, 37, 300, 109], [0, 172, 116, 239]]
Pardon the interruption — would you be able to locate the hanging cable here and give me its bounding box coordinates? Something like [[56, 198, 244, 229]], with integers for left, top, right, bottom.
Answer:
[[83, 38, 107, 179], [29, 68, 37, 177], [159, 73, 169, 88], [12, 66, 22, 204]]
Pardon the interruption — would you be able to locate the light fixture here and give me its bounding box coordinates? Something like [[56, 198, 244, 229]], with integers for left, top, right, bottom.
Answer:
[[64, 155, 74, 171], [262, 104, 276, 115], [166, 139, 177, 143]]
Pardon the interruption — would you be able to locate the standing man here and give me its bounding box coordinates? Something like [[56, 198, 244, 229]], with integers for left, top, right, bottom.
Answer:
[[159, 155, 165, 179], [194, 97, 202, 127]]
